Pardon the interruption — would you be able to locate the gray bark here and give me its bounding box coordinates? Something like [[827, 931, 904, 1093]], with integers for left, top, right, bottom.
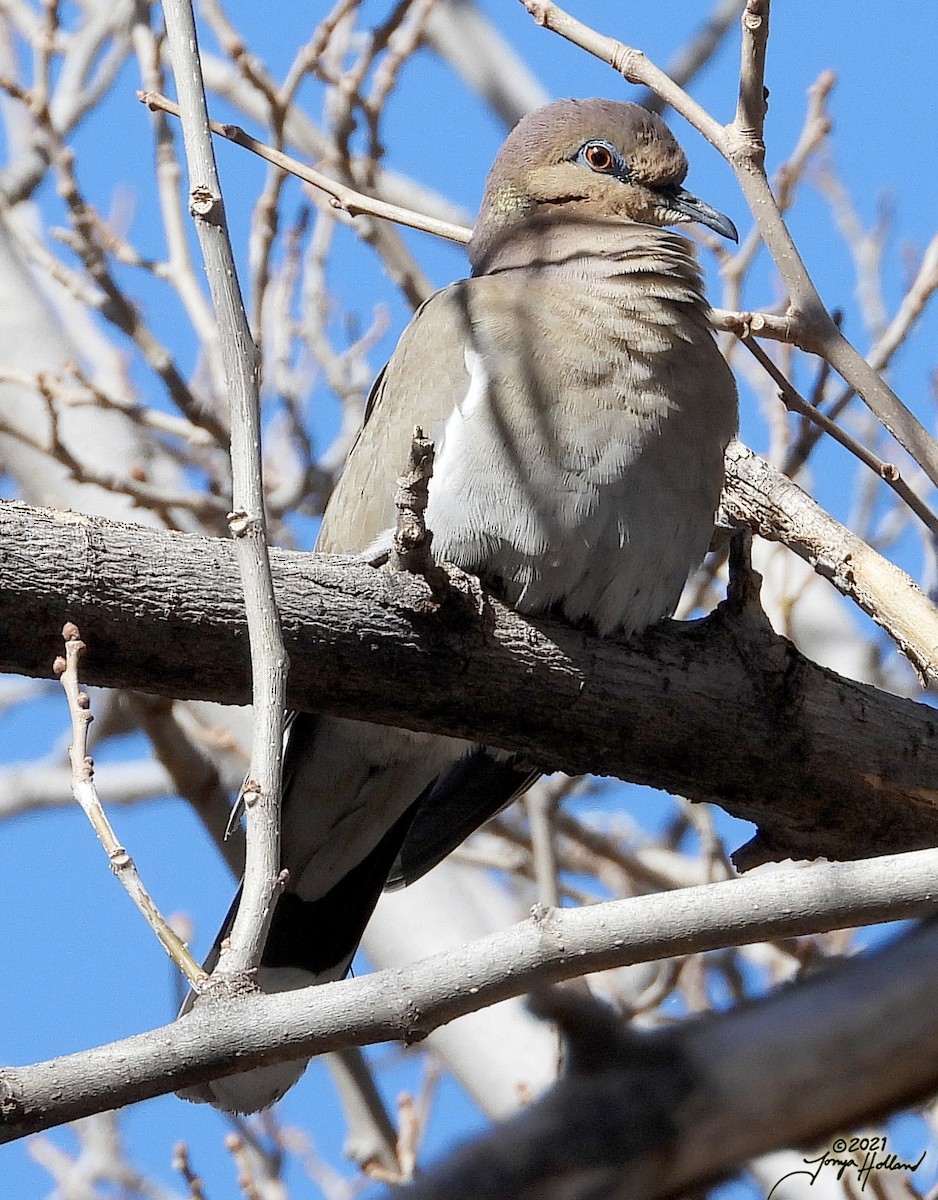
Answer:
[[2, 499, 938, 864]]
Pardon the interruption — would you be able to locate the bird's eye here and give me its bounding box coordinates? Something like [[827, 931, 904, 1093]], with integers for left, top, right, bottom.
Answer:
[[583, 142, 615, 172]]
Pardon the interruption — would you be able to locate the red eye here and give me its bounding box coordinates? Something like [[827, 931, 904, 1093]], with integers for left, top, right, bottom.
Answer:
[[584, 143, 614, 172]]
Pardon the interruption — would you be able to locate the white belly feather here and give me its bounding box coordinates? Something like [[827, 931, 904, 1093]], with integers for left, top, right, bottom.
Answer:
[[425, 343, 724, 638]]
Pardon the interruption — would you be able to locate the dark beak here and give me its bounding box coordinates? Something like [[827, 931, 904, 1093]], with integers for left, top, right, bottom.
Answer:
[[665, 186, 739, 243]]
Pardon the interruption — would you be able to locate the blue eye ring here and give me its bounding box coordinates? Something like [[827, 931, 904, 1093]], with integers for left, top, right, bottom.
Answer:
[[575, 139, 627, 177]]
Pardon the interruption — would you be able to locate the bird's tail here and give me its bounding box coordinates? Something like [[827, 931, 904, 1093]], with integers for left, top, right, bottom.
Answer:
[[176, 800, 421, 1112]]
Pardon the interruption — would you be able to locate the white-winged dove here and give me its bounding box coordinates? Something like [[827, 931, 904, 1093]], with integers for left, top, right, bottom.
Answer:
[[183, 98, 738, 1111]]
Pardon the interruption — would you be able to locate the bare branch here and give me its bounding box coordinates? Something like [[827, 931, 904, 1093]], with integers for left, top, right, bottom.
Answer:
[[138, 90, 473, 246], [526, 776, 576, 910], [130, 5, 227, 399], [327, 1048, 401, 1178], [721, 68, 835, 324], [172, 1141, 207, 1199], [5, 497, 938, 862], [741, 335, 938, 538], [734, 0, 769, 144], [53, 622, 206, 987], [722, 441, 938, 685], [162, 0, 288, 978], [3, 847, 938, 1140]]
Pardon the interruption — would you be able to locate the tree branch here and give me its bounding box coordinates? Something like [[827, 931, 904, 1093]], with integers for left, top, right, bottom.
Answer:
[[2, 847, 937, 1142], [3, 496, 938, 863], [53, 622, 206, 986], [138, 90, 473, 247], [397, 918, 938, 1198], [163, 0, 288, 977], [739, 338, 938, 539], [722, 441, 938, 684]]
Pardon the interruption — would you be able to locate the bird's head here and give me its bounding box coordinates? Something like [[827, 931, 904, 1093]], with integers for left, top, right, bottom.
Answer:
[[469, 98, 737, 272]]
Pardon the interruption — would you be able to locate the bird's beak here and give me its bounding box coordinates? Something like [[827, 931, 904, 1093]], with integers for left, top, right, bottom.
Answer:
[[665, 186, 739, 243]]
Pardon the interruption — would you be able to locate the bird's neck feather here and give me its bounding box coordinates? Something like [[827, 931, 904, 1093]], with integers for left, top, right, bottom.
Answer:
[[468, 216, 707, 306]]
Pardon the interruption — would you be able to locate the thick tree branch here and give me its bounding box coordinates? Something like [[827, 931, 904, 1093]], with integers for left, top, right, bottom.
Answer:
[[2, 497, 938, 863], [2, 847, 937, 1142], [722, 441, 938, 683], [397, 918, 938, 1199]]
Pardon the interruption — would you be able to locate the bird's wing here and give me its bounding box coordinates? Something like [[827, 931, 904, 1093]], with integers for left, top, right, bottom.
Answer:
[[317, 281, 473, 555], [314, 276, 543, 889], [385, 749, 540, 889]]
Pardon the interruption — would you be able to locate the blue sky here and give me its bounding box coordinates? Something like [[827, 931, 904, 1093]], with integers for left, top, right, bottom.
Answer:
[[2, 2, 937, 1196]]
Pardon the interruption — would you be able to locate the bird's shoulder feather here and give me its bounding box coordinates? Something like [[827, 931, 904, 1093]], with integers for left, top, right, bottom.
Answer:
[[317, 282, 476, 554]]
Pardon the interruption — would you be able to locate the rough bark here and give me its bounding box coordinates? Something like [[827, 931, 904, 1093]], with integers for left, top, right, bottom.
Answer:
[[3, 499, 938, 863]]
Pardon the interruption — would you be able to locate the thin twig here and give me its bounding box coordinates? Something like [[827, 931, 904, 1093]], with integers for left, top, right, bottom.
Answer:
[[734, 0, 769, 144], [138, 90, 471, 246], [53, 622, 206, 988], [526, 776, 577, 910], [172, 1142, 207, 1200], [130, 6, 227, 400], [741, 336, 938, 539], [710, 306, 799, 342]]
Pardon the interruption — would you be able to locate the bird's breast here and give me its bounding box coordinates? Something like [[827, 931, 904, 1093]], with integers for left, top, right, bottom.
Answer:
[[424, 268, 736, 637]]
